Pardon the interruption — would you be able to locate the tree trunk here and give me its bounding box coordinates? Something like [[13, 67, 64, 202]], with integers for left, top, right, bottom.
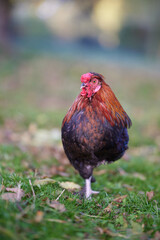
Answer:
[[0, 0, 13, 54]]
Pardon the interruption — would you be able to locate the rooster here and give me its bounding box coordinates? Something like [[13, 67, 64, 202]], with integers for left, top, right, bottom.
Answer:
[[61, 72, 131, 199]]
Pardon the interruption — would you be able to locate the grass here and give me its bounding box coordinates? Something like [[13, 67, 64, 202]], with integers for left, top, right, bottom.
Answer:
[[0, 50, 160, 239], [0, 144, 160, 240]]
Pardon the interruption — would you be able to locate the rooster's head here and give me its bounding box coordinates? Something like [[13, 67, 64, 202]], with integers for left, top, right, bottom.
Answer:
[[80, 72, 103, 98]]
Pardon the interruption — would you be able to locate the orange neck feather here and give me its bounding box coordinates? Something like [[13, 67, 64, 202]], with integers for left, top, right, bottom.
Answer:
[[63, 81, 131, 128]]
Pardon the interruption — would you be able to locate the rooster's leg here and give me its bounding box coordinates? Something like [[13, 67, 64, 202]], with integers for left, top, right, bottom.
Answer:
[[85, 176, 99, 199]]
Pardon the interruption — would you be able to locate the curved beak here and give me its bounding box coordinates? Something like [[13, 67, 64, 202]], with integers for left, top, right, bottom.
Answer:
[[80, 83, 86, 89]]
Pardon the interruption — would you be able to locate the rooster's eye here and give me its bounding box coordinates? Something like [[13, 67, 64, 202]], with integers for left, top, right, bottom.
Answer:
[[92, 80, 96, 84]]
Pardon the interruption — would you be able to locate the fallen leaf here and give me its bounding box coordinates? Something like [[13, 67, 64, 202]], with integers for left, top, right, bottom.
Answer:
[[118, 168, 128, 176], [97, 227, 104, 234], [34, 211, 44, 222], [6, 187, 24, 194], [0, 184, 5, 192], [22, 128, 61, 146], [80, 212, 104, 219], [130, 146, 157, 158], [46, 219, 67, 223], [130, 221, 143, 234], [102, 228, 129, 239], [122, 184, 133, 191], [47, 200, 66, 212], [122, 152, 130, 161], [28, 123, 37, 134], [74, 215, 84, 223], [136, 218, 142, 223], [94, 169, 107, 176], [58, 172, 70, 177], [76, 199, 82, 204], [57, 166, 65, 172], [154, 231, 160, 240], [113, 195, 127, 203], [33, 178, 56, 186], [132, 173, 146, 181], [1, 187, 25, 202], [59, 181, 81, 190], [96, 203, 102, 208], [104, 203, 112, 213], [146, 191, 154, 201], [138, 191, 145, 195], [1, 193, 18, 202]]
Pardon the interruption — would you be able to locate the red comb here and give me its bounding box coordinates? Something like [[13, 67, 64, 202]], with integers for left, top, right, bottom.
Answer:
[[80, 73, 92, 83]]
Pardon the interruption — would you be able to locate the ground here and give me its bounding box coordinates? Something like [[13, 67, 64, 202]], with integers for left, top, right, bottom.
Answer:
[[0, 51, 160, 240]]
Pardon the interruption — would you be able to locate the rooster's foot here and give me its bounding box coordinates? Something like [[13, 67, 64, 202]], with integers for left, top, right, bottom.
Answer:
[[74, 176, 99, 199], [85, 176, 99, 199], [86, 190, 99, 200]]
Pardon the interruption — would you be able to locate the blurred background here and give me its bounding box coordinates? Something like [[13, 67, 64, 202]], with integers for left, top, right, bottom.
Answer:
[[0, 0, 160, 151]]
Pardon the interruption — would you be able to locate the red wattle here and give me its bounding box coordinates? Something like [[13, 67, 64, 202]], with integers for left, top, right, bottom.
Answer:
[[81, 88, 87, 96], [87, 88, 92, 98]]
